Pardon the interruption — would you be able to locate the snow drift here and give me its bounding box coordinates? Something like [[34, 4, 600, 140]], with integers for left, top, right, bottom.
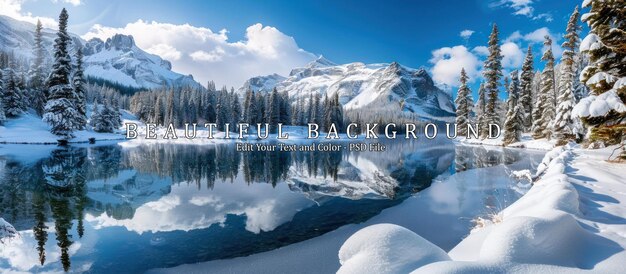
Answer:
[[338, 143, 626, 273]]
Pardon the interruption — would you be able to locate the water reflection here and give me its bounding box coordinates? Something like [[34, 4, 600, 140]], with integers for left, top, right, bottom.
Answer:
[[0, 141, 535, 273]]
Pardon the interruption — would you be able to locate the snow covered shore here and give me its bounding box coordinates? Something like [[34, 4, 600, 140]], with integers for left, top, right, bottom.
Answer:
[[339, 143, 626, 273], [459, 133, 557, 151], [0, 111, 130, 144]]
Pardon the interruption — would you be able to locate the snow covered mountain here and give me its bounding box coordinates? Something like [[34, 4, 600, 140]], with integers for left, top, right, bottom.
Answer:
[[239, 56, 456, 121], [0, 15, 201, 90]]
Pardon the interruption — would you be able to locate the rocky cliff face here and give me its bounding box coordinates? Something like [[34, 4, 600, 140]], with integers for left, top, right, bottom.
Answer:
[[82, 34, 201, 89]]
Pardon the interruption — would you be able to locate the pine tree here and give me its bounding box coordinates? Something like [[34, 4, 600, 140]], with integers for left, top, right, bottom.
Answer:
[[110, 98, 122, 129], [2, 68, 24, 117], [280, 91, 291, 124], [0, 96, 6, 125], [503, 71, 523, 145], [575, 0, 626, 153], [298, 97, 306, 125], [455, 68, 473, 136], [47, 9, 72, 88], [482, 24, 503, 138], [267, 88, 281, 132], [475, 82, 486, 121], [291, 97, 301, 125], [324, 92, 344, 131], [165, 90, 175, 126], [519, 46, 534, 131], [256, 92, 265, 124], [73, 48, 87, 130], [89, 100, 101, 130], [533, 35, 557, 139], [553, 6, 581, 144], [43, 8, 78, 138], [573, 52, 589, 102], [231, 94, 241, 130], [30, 19, 47, 116], [91, 100, 116, 133], [216, 97, 227, 132], [243, 89, 252, 123]]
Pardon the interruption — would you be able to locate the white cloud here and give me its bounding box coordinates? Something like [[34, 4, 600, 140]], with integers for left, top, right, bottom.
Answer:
[[534, 13, 553, 22], [82, 20, 316, 88], [505, 31, 523, 43], [505, 27, 563, 58], [429, 45, 481, 88], [472, 46, 489, 56], [522, 27, 551, 43], [146, 43, 182, 61], [500, 42, 524, 68], [51, 0, 81, 6], [460, 29, 475, 40], [491, 0, 552, 22], [0, 0, 57, 28]]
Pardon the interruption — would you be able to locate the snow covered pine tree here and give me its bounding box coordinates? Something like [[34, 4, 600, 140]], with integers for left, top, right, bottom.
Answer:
[[573, 0, 626, 159]]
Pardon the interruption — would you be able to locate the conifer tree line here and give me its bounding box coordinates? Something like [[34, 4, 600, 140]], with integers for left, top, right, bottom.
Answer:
[[130, 82, 346, 133], [453, 2, 624, 150], [0, 9, 125, 138]]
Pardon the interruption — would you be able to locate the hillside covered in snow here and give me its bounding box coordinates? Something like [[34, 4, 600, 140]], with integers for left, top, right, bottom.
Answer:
[[239, 57, 456, 121], [0, 15, 201, 90]]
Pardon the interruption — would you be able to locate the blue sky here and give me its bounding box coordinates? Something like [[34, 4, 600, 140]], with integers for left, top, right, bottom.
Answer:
[[3, 0, 586, 97]]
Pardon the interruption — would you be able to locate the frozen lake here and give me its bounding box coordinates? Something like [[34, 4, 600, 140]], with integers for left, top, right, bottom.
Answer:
[[0, 139, 544, 273]]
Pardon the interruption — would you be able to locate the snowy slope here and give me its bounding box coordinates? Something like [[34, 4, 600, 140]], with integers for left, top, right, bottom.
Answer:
[[336, 144, 626, 273], [238, 56, 456, 121], [0, 15, 201, 90]]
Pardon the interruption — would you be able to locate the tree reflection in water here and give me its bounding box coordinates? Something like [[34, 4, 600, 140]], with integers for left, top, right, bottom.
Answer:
[[0, 141, 526, 272]]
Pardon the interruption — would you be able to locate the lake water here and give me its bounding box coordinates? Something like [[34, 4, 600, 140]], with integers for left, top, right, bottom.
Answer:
[[0, 139, 544, 273]]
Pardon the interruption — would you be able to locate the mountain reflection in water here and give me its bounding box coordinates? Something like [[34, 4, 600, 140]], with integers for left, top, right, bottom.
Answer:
[[0, 140, 537, 273]]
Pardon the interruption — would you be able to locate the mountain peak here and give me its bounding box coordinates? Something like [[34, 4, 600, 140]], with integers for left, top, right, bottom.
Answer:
[[308, 55, 337, 68], [105, 34, 135, 52]]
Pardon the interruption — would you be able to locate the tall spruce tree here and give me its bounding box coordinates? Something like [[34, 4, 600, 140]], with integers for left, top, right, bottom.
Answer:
[[482, 24, 503, 138], [553, 6, 581, 144], [243, 89, 252, 123], [503, 71, 523, 145], [533, 35, 557, 139], [455, 68, 473, 136], [231, 95, 241, 130], [30, 19, 47, 116], [475, 82, 486, 121], [43, 8, 79, 138], [324, 92, 344, 131], [73, 48, 87, 130], [267, 88, 281, 132], [0, 94, 5, 125], [575, 0, 625, 155], [519, 46, 534, 131], [2, 68, 24, 117]]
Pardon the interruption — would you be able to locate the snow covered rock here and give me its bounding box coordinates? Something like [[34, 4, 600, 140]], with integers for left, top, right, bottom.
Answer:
[[238, 57, 456, 122], [338, 224, 450, 274]]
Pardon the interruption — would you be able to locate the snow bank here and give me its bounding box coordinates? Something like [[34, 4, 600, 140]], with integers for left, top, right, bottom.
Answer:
[[340, 144, 626, 273], [0, 218, 18, 243], [338, 224, 450, 274], [0, 111, 128, 144], [459, 133, 555, 151]]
